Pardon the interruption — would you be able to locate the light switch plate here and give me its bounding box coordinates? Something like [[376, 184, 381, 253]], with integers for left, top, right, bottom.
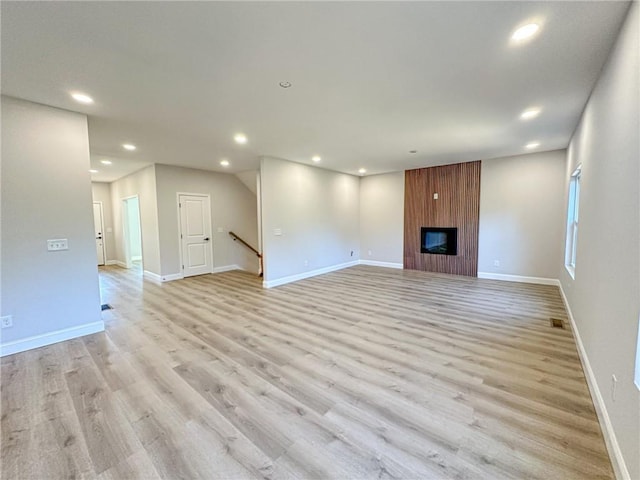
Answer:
[[1, 315, 13, 328], [274, 228, 282, 236]]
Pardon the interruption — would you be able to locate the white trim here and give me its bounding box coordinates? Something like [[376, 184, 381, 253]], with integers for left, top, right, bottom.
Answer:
[[359, 260, 403, 269], [115, 260, 128, 268], [558, 284, 630, 480], [477, 272, 560, 286], [0, 321, 105, 357], [161, 273, 184, 282], [105, 260, 119, 266], [263, 261, 359, 289], [132, 255, 142, 262], [143, 270, 162, 283], [213, 264, 242, 274], [151, 266, 243, 283]]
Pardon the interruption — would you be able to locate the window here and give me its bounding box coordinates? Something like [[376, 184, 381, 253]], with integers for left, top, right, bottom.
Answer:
[[565, 165, 582, 278]]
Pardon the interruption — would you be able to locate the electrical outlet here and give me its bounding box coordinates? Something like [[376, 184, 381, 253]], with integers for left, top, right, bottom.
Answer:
[[47, 239, 68, 251], [1, 315, 13, 328], [368, 250, 372, 256], [493, 260, 500, 267], [304, 259, 309, 267], [611, 374, 618, 401]]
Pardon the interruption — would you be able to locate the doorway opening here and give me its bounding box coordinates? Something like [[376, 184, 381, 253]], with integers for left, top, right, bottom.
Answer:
[[92, 201, 106, 266], [122, 195, 143, 271]]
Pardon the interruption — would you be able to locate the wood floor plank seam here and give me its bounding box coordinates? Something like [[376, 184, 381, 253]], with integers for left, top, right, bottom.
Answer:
[[1, 265, 614, 480]]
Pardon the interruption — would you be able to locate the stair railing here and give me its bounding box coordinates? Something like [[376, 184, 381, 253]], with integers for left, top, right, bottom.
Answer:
[[229, 231, 263, 277]]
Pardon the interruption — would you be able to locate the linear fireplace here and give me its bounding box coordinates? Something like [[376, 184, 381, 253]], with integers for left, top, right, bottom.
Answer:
[[421, 227, 458, 255]]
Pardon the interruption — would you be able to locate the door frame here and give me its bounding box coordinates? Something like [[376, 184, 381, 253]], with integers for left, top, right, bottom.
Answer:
[[121, 194, 143, 269], [177, 192, 214, 277], [93, 201, 106, 266]]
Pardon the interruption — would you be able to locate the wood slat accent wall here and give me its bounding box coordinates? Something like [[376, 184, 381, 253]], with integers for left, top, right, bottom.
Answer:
[[404, 161, 481, 276]]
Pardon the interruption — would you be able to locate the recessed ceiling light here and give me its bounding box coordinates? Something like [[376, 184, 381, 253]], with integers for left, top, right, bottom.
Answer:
[[312, 156, 321, 163], [279, 81, 292, 88], [511, 23, 540, 42], [525, 142, 540, 149], [234, 133, 247, 144], [71, 92, 94, 104], [220, 159, 230, 167], [122, 144, 136, 151], [358, 168, 367, 174], [89, 169, 99, 173], [100, 159, 112, 165], [520, 108, 541, 120]]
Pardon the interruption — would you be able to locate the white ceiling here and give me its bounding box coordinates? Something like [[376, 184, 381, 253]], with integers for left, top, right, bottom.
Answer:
[[1, 1, 630, 182]]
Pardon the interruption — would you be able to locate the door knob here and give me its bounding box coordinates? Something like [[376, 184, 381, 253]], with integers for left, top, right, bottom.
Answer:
[[204, 237, 210, 241]]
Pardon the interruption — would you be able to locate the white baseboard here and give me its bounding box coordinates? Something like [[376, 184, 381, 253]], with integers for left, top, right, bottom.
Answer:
[[151, 265, 243, 283], [0, 320, 105, 357], [115, 260, 128, 268], [105, 260, 119, 266], [213, 264, 242, 274], [477, 272, 560, 286], [132, 256, 142, 261], [558, 284, 630, 480], [359, 260, 404, 269], [161, 273, 184, 282], [143, 270, 162, 283], [263, 261, 359, 289]]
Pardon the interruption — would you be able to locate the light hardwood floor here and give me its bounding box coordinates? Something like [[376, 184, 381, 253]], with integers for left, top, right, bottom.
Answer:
[[1, 265, 613, 479]]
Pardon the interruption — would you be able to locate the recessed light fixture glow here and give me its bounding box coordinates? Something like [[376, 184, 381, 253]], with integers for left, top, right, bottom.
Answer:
[[100, 159, 112, 165], [122, 144, 136, 151], [234, 133, 247, 144], [511, 23, 540, 42], [525, 141, 540, 149], [220, 159, 230, 167], [71, 92, 94, 104], [312, 156, 321, 163], [89, 169, 99, 173], [520, 108, 541, 120], [358, 168, 367, 174], [279, 81, 292, 88]]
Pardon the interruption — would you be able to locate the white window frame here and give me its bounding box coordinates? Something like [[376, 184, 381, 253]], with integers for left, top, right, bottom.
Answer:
[[564, 165, 582, 278]]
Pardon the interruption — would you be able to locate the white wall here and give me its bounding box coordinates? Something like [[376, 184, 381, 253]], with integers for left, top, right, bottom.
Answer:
[[91, 182, 116, 263], [260, 157, 360, 286], [478, 150, 566, 280], [559, 4, 639, 479], [359, 172, 404, 266], [154, 164, 259, 276], [0, 96, 103, 355], [110, 165, 161, 274]]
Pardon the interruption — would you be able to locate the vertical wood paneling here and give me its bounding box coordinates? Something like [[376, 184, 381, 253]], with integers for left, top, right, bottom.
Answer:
[[403, 161, 481, 276]]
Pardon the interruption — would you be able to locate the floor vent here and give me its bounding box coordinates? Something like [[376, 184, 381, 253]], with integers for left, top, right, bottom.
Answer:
[[101, 304, 113, 311], [550, 318, 564, 329]]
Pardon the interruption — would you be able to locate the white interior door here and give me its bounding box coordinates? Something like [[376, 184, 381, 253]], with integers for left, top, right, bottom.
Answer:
[[179, 194, 213, 277], [92, 202, 105, 266]]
